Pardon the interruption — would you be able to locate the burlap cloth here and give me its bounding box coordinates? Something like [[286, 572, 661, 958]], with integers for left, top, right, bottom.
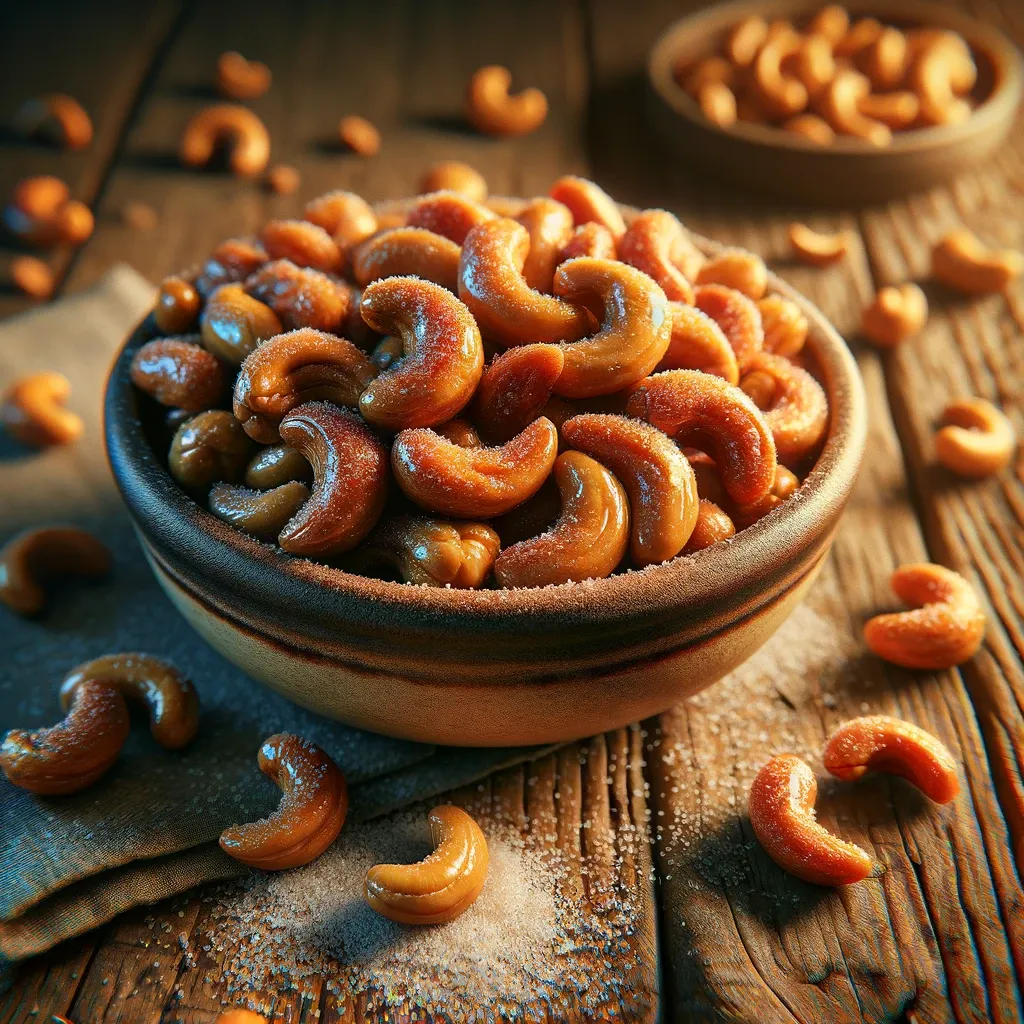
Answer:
[[0, 268, 553, 966]]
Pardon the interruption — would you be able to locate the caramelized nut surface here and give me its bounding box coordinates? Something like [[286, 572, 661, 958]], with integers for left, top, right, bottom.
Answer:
[[548, 176, 626, 240], [935, 397, 1016, 478], [261, 219, 343, 274], [168, 409, 252, 489], [1, 371, 83, 447], [179, 104, 270, 176], [682, 499, 735, 553], [209, 480, 310, 542], [657, 302, 739, 384], [515, 197, 575, 293], [407, 191, 496, 245], [418, 161, 488, 202], [466, 66, 547, 137], [130, 339, 227, 411], [559, 222, 617, 263], [758, 295, 808, 358], [352, 227, 461, 291], [693, 284, 763, 371], [696, 248, 768, 300], [244, 444, 312, 489], [471, 344, 565, 443], [303, 190, 378, 247], [617, 209, 703, 302], [245, 259, 350, 333], [200, 284, 283, 365], [196, 238, 267, 297], [155, 276, 202, 334]]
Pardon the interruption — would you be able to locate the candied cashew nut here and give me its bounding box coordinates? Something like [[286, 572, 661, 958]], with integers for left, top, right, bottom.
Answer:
[[723, 16, 768, 67], [472, 344, 565, 443], [814, 70, 891, 146], [788, 222, 852, 265], [782, 113, 835, 145], [0, 526, 111, 617], [751, 30, 808, 120], [245, 259, 351, 333], [352, 227, 461, 292], [209, 481, 310, 542], [910, 33, 976, 126], [358, 277, 484, 430], [13, 93, 93, 149], [466, 65, 547, 137], [698, 82, 738, 128], [548, 176, 627, 241], [220, 733, 348, 871], [552, 257, 672, 398], [303, 190, 378, 248], [559, 222, 617, 262], [807, 5, 850, 45], [730, 463, 800, 529], [60, 653, 199, 751], [407, 191, 496, 245], [494, 451, 629, 588], [437, 419, 482, 448], [196, 238, 267, 297], [864, 563, 985, 670], [682, 499, 735, 553], [834, 17, 884, 58], [338, 115, 380, 156], [179, 104, 270, 177], [693, 284, 764, 371], [155, 276, 202, 334], [858, 27, 908, 91], [131, 338, 227, 411], [677, 56, 734, 96], [458, 218, 592, 345], [935, 397, 1016, 478], [392, 418, 558, 519], [861, 283, 928, 348], [1, 371, 83, 447], [758, 294, 809, 358], [278, 402, 388, 557], [824, 716, 960, 804], [216, 51, 271, 101], [200, 284, 283, 365], [244, 444, 311, 489], [366, 805, 488, 924], [562, 413, 698, 566], [0, 680, 129, 795], [419, 161, 488, 202], [260, 220, 342, 274], [749, 754, 876, 886], [792, 33, 836, 97], [856, 91, 920, 130], [515, 198, 575, 293], [696, 248, 768, 300], [168, 410, 252, 489], [931, 230, 1024, 295], [626, 370, 776, 505], [657, 302, 739, 383], [617, 209, 703, 303]]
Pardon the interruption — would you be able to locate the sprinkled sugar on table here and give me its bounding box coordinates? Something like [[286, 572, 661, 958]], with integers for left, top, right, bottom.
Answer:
[[1, 0, 1023, 1020]]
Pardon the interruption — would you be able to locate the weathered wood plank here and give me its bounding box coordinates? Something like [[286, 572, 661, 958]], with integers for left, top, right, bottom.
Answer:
[[0, 936, 97, 1023]]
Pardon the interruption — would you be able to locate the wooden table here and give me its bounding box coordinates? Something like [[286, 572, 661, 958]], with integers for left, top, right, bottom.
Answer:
[[1, 0, 1023, 1020]]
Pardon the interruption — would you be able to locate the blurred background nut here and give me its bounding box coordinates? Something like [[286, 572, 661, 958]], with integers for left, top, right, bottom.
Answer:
[[861, 283, 928, 348], [13, 93, 93, 149], [782, 113, 835, 145], [806, 4, 850, 45], [814, 69, 892, 146], [266, 163, 300, 195], [3, 175, 94, 247], [466, 65, 548, 137], [910, 31, 977, 126], [751, 29, 808, 121], [179, 104, 271, 176], [723, 15, 768, 67], [934, 397, 1016, 478], [856, 91, 920, 130], [698, 81, 738, 128], [121, 199, 159, 231], [338, 115, 381, 156], [215, 51, 271, 100], [549, 175, 626, 240], [168, 409, 253, 490], [418, 161, 488, 202], [857, 27, 908, 91], [10, 255, 55, 299], [1, 370, 83, 447], [931, 230, 1024, 294], [788, 222, 852, 265]]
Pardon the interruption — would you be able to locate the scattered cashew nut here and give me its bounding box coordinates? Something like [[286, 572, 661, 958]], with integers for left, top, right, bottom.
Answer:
[[788, 222, 852, 265], [931, 230, 1024, 294], [216, 52, 271, 100], [466, 65, 547, 137], [179, 104, 271, 177], [13, 94, 93, 149], [861, 283, 928, 348], [1, 371, 83, 447], [935, 397, 1016, 478]]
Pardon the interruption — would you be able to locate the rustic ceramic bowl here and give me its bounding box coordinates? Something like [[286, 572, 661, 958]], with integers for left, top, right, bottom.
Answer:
[[105, 225, 866, 748], [647, 0, 1024, 204]]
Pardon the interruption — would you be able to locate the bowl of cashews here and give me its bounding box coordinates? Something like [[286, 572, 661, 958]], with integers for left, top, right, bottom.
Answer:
[[647, 0, 1023, 204], [105, 179, 866, 747]]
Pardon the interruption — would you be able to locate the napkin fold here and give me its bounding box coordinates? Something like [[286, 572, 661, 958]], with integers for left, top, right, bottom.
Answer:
[[0, 268, 552, 964]]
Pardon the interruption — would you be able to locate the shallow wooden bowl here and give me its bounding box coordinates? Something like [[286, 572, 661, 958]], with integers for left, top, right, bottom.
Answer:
[[647, 0, 1023, 205], [105, 228, 866, 747]]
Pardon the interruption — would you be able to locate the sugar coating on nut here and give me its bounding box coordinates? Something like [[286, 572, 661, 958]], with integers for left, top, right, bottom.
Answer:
[[934, 397, 1016, 478]]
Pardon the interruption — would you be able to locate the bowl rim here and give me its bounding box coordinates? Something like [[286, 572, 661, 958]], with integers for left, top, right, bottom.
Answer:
[[648, 0, 1024, 156], [104, 219, 866, 633]]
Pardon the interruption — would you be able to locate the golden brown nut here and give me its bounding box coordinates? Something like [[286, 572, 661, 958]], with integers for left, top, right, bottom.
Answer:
[[179, 104, 271, 176], [370, 334, 404, 371], [693, 283, 764, 371], [471, 344, 565, 443], [168, 409, 252, 489], [155, 276, 202, 334], [1, 371, 83, 447], [494, 451, 629, 588], [695, 248, 768, 300], [277, 402, 388, 556], [131, 338, 227, 411], [909, 32, 976, 127], [548, 176, 626, 240], [931, 230, 1024, 295], [626, 369, 777, 505], [216, 1011, 268, 1024], [196, 238, 268, 297], [11, 256, 55, 299], [515, 197, 575, 293], [418, 161, 488, 202], [245, 259, 351, 333], [856, 91, 920, 130], [244, 444, 311, 489], [730, 463, 801, 529], [215, 51, 271, 100], [260, 219, 343, 274], [209, 480, 310, 541], [782, 113, 836, 145], [751, 29, 808, 120], [562, 413, 698, 566], [806, 5, 849, 45], [657, 302, 739, 383], [233, 328, 377, 443], [358, 276, 484, 430], [303, 190, 378, 248], [0, 679, 129, 795], [834, 17, 884, 58], [698, 82, 738, 128], [458, 218, 593, 345], [677, 55, 735, 96], [263, 164, 300, 196], [436, 419, 483, 448], [200, 284, 283, 365], [407, 191, 496, 245], [392, 418, 558, 518], [814, 70, 891, 146], [559, 222, 617, 263], [935, 397, 1016, 478], [758, 295, 809, 358], [352, 227, 461, 292], [861, 284, 928, 348], [3, 176, 94, 247], [617, 209, 704, 303], [682, 499, 735, 553], [788, 222, 853, 265], [723, 15, 768, 66], [338, 115, 381, 156], [13, 93, 93, 149], [552, 257, 672, 398], [466, 65, 547, 137], [0, 526, 111, 617], [121, 199, 159, 231], [220, 733, 348, 870], [792, 33, 837, 97]]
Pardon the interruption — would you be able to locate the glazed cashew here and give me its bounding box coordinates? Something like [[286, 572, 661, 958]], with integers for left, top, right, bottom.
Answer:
[[617, 209, 704, 303], [740, 352, 829, 466], [552, 257, 672, 398], [1, 371, 83, 447], [407, 191, 496, 245], [559, 222, 617, 263], [60, 653, 199, 751], [358, 277, 483, 430], [814, 70, 891, 146], [682, 499, 735, 553], [515, 198, 575, 293], [749, 754, 876, 886], [935, 397, 1016, 478], [366, 805, 488, 924], [861, 284, 928, 348], [220, 733, 348, 871], [864, 563, 986, 670], [458, 218, 593, 345], [626, 369, 777, 505], [245, 259, 351, 333], [758, 295, 809, 358], [910, 32, 976, 126], [692, 283, 764, 371], [200, 284, 283, 365], [3, 175, 94, 247], [352, 227, 462, 292], [370, 334, 404, 372], [437, 419, 483, 448], [677, 56, 735, 96], [338, 115, 381, 156], [696, 248, 768, 300], [233, 328, 377, 443], [13, 93, 93, 149], [834, 17, 884, 58], [466, 65, 547, 137], [244, 444, 311, 490], [698, 82, 738, 128], [168, 410, 252, 490], [260, 220, 342, 274], [806, 5, 850, 45], [858, 27, 908, 91], [824, 716, 960, 804], [782, 113, 836, 145], [548, 176, 627, 241], [493, 451, 629, 587], [751, 29, 808, 120], [179, 104, 270, 177], [657, 302, 739, 383], [303, 190, 378, 248], [209, 481, 310, 542], [788, 222, 852, 265], [0, 680, 129, 795], [356, 517, 501, 588], [856, 91, 920, 130], [392, 418, 558, 518], [130, 338, 227, 412], [196, 238, 267, 297], [792, 33, 836, 97], [730, 463, 801, 529], [471, 344, 564, 443], [155, 275, 202, 335], [562, 413, 698, 566], [419, 161, 488, 202], [216, 51, 271, 100], [723, 15, 768, 67], [11, 256, 55, 299], [278, 402, 388, 557], [0, 526, 111, 617], [931, 230, 1024, 295]]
